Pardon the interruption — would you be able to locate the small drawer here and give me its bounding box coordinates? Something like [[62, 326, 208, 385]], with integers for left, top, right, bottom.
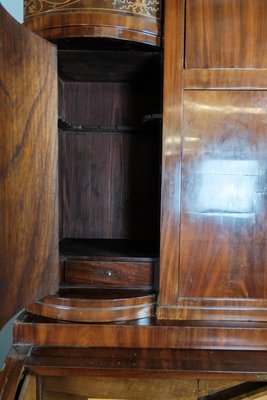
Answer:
[[65, 260, 156, 289]]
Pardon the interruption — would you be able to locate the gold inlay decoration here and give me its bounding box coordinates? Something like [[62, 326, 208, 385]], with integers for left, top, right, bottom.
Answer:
[[24, 0, 80, 15], [112, 0, 159, 16], [24, 0, 160, 19]]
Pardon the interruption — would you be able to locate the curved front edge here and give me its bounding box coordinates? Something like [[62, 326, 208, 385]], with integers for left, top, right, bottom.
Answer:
[[24, 0, 162, 46], [26, 290, 156, 322]]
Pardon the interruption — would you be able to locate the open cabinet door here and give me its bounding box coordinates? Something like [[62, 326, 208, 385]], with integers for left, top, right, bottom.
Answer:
[[0, 5, 58, 329]]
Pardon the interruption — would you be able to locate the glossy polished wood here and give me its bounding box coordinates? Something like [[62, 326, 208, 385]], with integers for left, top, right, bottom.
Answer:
[[176, 90, 267, 320], [158, 299, 267, 322], [0, 346, 30, 400], [159, 0, 184, 306], [186, 0, 267, 68], [159, 1, 267, 323], [0, 6, 58, 329], [3, 2, 267, 392], [59, 76, 161, 245], [26, 290, 156, 322], [184, 70, 267, 90], [23, 346, 267, 379], [13, 315, 267, 350], [24, 0, 161, 46], [65, 260, 156, 289]]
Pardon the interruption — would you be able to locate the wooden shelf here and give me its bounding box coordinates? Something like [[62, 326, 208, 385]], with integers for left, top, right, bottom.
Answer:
[[60, 239, 158, 261], [57, 47, 162, 83], [14, 314, 267, 351], [25, 289, 156, 323]]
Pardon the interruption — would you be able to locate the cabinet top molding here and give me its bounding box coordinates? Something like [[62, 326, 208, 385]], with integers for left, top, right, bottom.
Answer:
[[24, 0, 161, 20]]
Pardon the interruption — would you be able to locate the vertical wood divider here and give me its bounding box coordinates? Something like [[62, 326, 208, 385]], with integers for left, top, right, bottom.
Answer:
[[158, 0, 185, 309]]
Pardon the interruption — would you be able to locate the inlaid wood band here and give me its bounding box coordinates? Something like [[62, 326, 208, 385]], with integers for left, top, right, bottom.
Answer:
[[24, 0, 162, 45]]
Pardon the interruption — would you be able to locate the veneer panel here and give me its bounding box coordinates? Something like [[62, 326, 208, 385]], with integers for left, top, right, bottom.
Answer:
[[186, 0, 267, 68], [60, 130, 159, 240], [24, 0, 162, 46], [65, 260, 155, 289], [179, 91, 267, 312]]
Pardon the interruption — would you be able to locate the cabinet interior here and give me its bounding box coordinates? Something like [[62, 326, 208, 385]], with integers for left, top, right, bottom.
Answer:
[[57, 39, 162, 292]]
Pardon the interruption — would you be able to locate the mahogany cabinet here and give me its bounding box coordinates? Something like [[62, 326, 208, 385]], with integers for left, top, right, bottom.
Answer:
[[2, 0, 267, 398]]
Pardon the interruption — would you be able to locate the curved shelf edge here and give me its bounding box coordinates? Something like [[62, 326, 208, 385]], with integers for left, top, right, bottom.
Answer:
[[26, 291, 156, 323], [24, 13, 161, 46]]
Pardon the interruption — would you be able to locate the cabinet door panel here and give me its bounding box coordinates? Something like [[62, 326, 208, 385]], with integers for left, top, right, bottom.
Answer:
[[180, 91, 267, 305], [0, 6, 58, 328], [186, 0, 267, 68]]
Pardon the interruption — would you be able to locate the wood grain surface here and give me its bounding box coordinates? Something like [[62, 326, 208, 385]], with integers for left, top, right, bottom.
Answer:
[[159, 0, 267, 322], [65, 260, 156, 289], [176, 90, 267, 320], [24, 346, 267, 380], [18, 376, 37, 400], [184, 69, 267, 90], [40, 378, 267, 400], [159, 0, 185, 306], [186, 0, 267, 68], [0, 346, 30, 400], [60, 130, 159, 241], [26, 290, 156, 322], [24, 0, 161, 46], [13, 315, 267, 351], [61, 81, 159, 127], [0, 5, 58, 328], [42, 376, 198, 400]]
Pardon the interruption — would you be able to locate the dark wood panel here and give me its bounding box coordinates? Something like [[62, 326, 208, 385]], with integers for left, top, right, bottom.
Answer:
[[179, 91, 267, 305], [14, 315, 267, 351], [159, 0, 185, 306], [61, 82, 160, 127], [58, 50, 161, 83], [60, 239, 158, 260], [184, 69, 267, 90], [0, 6, 58, 328], [186, 0, 267, 68], [60, 130, 160, 240], [23, 346, 267, 379], [65, 260, 155, 289], [24, 1, 161, 46]]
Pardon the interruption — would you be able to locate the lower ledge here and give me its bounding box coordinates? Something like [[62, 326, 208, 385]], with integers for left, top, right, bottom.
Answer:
[[26, 289, 156, 323], [14, 313, 267, 351], [24, 346, 267, 381]]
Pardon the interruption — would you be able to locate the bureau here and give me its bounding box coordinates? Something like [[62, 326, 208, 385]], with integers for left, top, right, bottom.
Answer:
[[2, 1, 267, 398]]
